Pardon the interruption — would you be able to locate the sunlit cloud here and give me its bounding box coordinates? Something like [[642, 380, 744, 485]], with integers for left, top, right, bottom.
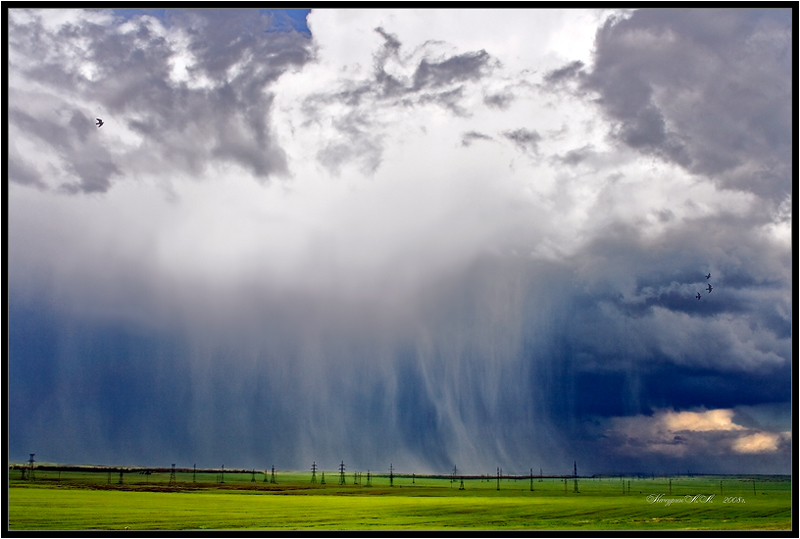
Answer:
[[662, 409, 744, 433], [602, 408, 790, 460], [731, 432, 790, 454]]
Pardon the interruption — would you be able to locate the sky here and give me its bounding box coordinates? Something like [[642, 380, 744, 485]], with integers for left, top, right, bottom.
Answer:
[[6, 8, 794, 475]]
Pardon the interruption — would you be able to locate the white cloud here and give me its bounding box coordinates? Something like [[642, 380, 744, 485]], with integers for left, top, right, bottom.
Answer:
[[732, 432, 782, 454], [662, 409, 743, 432]]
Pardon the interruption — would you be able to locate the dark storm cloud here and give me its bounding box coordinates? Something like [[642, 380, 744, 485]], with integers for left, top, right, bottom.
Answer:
[[581, 8, 792, 199], [8, 8, 313, 192], [547, 212, 792, 452]]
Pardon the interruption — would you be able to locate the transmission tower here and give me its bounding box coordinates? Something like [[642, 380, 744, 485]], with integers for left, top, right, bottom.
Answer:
[[573, 461, 579, 493], [193, 463, 196, 483], [321, 471, 326, 485], [27, 454, 35, 481], [338, 461, 346, 485], [366, 471, 371, 487], [270, 465, 277, 484], [311, 461, 317, 483], [389, 463, 394, 487], [169, 463, 177, 486]]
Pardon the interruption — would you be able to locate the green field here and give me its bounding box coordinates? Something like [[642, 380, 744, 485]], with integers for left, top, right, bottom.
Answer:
[[7, 470, 792, 531]]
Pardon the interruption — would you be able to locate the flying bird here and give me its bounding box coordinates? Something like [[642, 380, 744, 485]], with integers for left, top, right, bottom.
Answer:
[[96, 118, 104, 128], [706, 284, 713, 293], [706, 273, 711, 279], [696, 293, 702, 300]]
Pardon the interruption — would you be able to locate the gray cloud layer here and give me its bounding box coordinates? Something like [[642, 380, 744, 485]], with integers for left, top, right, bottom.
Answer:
[[547, 8, 792, 201], [302, 26, 500, 175], [8, 9, 312, 192]]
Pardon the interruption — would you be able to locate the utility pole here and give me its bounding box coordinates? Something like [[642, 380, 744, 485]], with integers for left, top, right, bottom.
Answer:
[[573, 461, 579, 493]]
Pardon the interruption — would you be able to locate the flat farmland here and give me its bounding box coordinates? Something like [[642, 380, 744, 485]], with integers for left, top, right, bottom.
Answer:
[[6, 472, 791, 531]]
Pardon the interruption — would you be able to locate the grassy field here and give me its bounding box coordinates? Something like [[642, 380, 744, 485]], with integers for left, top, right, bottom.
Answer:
[[6, 470, 792, 531]]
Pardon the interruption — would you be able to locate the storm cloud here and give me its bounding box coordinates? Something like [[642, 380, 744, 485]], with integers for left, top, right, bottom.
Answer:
[[7, 8, 792, 475], [8, 8, 312, 192], [581, 8, 793, 200]]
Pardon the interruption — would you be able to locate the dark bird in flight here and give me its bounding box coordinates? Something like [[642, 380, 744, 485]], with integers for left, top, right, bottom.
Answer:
[[706, 273, 711, 279], [696, 292, 702, 300], [96, 118, 104, 128], [706, 284, 713, 293]]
